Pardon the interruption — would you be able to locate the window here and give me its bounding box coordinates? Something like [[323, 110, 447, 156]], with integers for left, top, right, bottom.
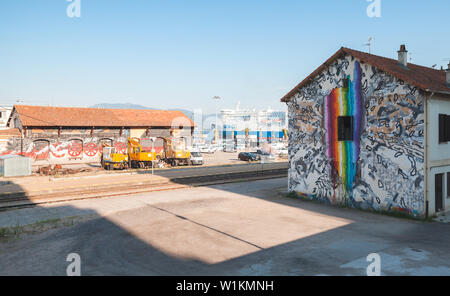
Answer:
[[439, 114, 450, 143], [338, 116, 354, 141]]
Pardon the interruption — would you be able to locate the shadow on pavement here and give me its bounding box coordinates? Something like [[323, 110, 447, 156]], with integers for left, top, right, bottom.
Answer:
[[0, 177, 449, 276]]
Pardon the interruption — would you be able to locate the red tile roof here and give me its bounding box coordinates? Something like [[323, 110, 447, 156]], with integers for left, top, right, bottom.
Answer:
[[11, 105, 195, 128], [281, 47, 450, 102]]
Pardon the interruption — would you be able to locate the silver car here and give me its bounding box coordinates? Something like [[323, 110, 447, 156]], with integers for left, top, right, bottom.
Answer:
[[190, 151, 204, 165]]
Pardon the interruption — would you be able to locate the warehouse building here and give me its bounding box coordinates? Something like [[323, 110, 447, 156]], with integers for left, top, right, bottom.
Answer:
[[221, 102, 287, 148], [282, 45, 450, 217], [2, 105, 194, 165]]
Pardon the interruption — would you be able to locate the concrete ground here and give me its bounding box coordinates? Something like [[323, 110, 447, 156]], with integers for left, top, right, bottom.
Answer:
[[29, 151, 286, 175], [0, 177, 449, 276], [434, 210, 450, 223], [0, 162, 287, 199]]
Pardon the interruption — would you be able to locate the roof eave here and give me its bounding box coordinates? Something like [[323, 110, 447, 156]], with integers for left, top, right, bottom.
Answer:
[[6, 106, 16, 128], [280, 47, 450, 103], [424, 89, 450, 98], [280, 47, 347, 103]]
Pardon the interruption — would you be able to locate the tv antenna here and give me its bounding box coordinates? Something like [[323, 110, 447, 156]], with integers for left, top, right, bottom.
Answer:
[[364, 37, 374, 54], [441, 59, 450, 70]]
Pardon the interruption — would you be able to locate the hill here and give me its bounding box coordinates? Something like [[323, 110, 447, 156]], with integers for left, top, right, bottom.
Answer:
[[89, 103, 195, 119]]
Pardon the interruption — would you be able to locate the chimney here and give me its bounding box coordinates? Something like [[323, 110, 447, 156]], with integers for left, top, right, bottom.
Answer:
[[398, 44, 408, 67], [446, 62, 450, 86]]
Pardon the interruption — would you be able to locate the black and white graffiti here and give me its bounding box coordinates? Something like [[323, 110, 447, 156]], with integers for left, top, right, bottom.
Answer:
[[287, 55, 424, 216]]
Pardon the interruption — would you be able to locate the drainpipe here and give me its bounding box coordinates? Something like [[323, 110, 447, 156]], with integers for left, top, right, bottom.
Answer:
[[424, 91, 435, 219], [20, 133, 23, 156]]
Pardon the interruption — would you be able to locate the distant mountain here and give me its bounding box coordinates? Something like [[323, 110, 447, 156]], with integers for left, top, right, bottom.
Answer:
[[89, 103, 196, 119], [90, 103, 156, 110]]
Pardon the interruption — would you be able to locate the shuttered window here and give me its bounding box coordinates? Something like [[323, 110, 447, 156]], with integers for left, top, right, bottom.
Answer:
[[439, 114, 450, 143]]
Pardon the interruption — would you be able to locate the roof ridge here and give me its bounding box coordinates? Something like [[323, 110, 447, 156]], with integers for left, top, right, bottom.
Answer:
[[343, 47, 444, 73], [281, 46, 450, 102]]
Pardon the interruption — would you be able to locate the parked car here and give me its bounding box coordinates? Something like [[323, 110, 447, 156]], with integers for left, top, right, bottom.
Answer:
[[256, 149, 276, 161], [238, 152, 258, 162], [252, 152, 261, 160], [278, 148, 288, 155], [212, 144, 223, 152], [278, 148, 288, 159], [256, 149, 271, 156], [223, 143, 235, 152], [199, 145, 214, 154], [190, 151, 204, 165]]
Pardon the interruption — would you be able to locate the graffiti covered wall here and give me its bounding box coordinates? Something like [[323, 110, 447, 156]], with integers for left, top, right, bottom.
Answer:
[[0, 128, 129, 164], [0, 127, 188, 165], [287, 55, 425, 216]]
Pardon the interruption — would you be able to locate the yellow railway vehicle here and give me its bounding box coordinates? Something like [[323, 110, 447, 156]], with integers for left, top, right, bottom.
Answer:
[[127, 137, 162, 168], [161, 137, 191, 166], [101, 137, 191, 170], [101, 144, 129, 170]]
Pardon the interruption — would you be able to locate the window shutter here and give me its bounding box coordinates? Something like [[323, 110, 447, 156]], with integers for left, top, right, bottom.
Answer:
[[337, 117, 344, 141], [447, 115, 450, 142], [447, 173, 450, 199], [439, 114, 446, 143]]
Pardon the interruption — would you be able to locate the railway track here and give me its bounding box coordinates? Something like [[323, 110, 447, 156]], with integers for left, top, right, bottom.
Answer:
[[0, 168, 287, 211]]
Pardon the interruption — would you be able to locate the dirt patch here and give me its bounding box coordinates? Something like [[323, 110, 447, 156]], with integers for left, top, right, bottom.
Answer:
[[0, 215, 97, 243], [36, 165, 98, 176]]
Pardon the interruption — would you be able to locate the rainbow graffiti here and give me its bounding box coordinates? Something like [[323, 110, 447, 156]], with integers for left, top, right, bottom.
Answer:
[[324, 61, 362, 194]]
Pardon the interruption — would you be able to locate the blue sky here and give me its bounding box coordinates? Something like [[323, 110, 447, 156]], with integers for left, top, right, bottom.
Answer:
[[0, 0, 449, 113]]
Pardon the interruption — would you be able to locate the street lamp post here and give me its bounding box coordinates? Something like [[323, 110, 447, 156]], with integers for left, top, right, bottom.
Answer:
[[150, 137, 156, 175], [213, 96, 221, 144]]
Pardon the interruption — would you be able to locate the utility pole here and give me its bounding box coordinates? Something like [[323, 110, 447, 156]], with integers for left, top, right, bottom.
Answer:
[[149, 137, 158, 175], [213, 96, 221, 144], [364, 37, 373, 54]]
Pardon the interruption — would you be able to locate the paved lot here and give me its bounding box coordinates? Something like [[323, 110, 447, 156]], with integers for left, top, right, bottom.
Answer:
[[29, 151, 286, 174], [0, 178, 450, 275], [0, 162, 287, 199]]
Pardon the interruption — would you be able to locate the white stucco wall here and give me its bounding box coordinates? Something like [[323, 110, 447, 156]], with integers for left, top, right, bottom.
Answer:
[[0, 107, 12, 129], [428, 96, 450, 162], [427, 95, 450, 213]]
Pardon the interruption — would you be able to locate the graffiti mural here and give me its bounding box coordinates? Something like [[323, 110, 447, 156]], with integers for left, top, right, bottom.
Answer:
[[0, 136, 128, 164], [68, 140, 83, 158], [114, 142, 127, 154], [287, 55, 425, 216], [324, 61, 363, 203], [83, 142, 98, 157]]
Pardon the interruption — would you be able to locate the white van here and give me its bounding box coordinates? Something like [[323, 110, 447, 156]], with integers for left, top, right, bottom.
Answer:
[[190, 151, 204, 165]]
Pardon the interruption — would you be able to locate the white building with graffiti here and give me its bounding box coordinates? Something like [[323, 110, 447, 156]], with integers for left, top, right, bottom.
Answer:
[[282, 46, 450, 217]]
